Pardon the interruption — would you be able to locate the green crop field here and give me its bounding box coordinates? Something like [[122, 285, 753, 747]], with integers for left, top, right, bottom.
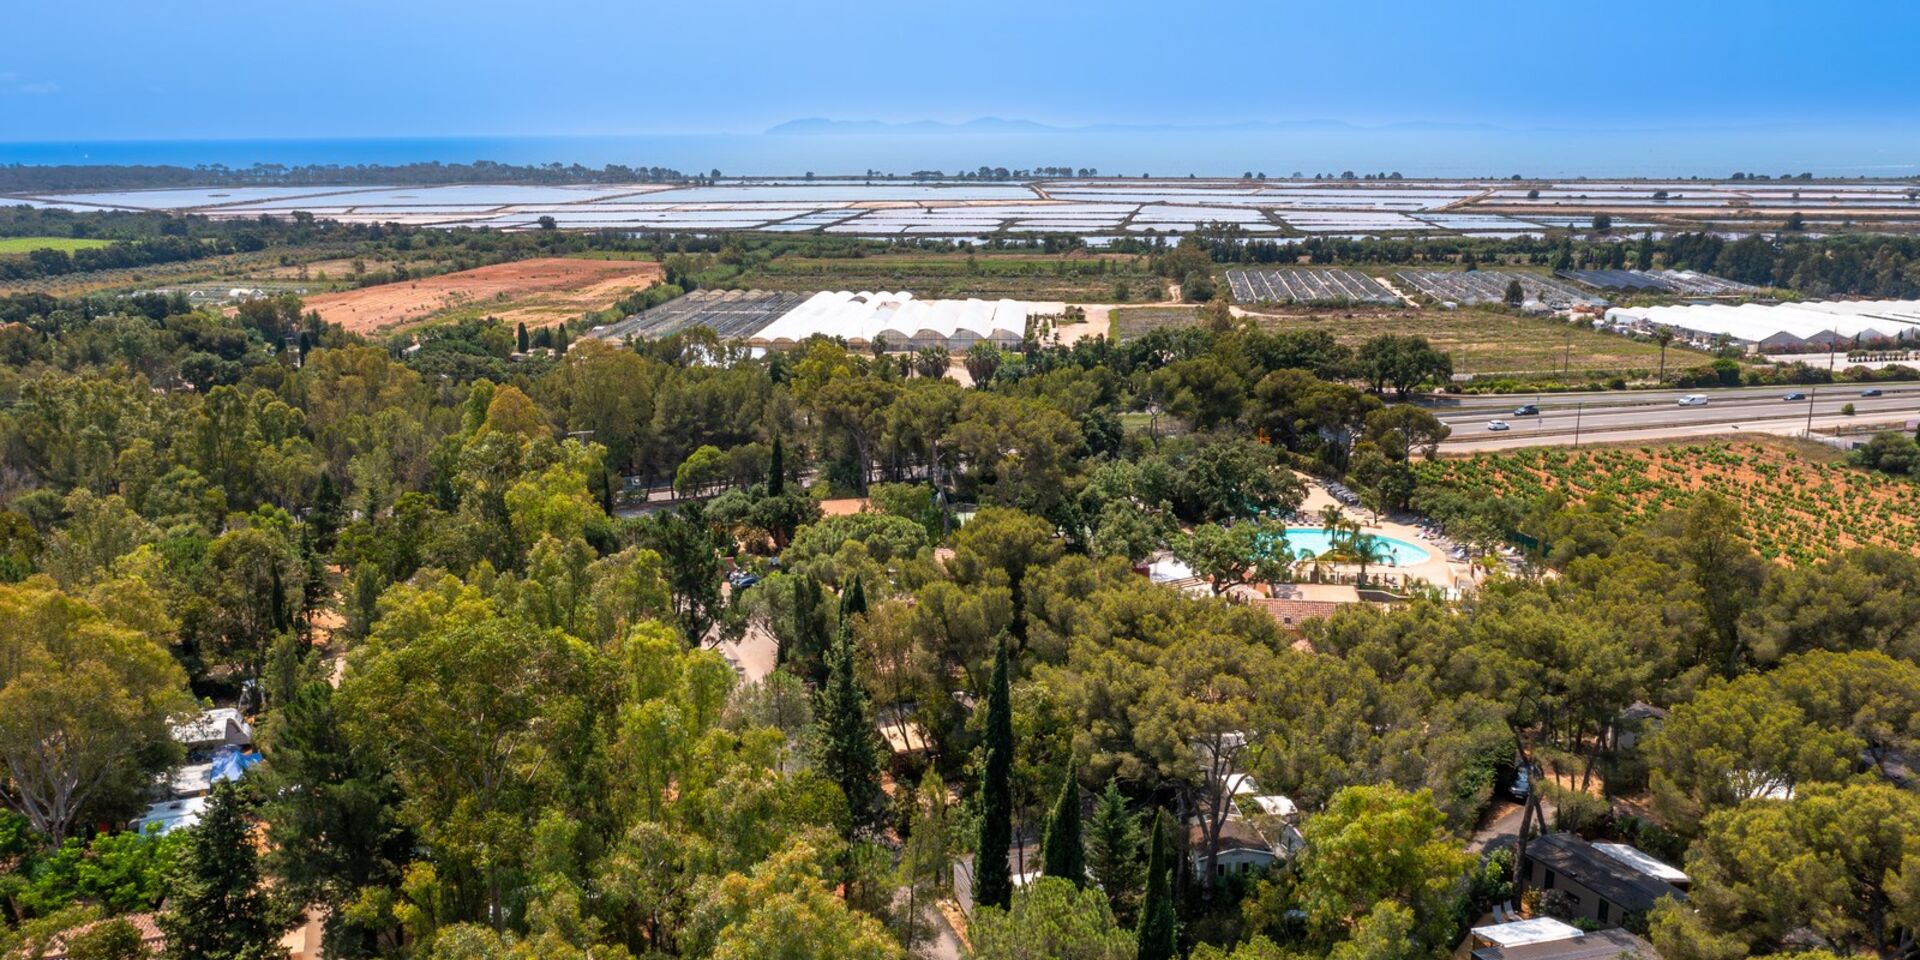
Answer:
[[0, 237, 114, 254], [1110, 306, 1200, 339], [1250, 307, 1688, 379], [732, 251, 1160, 301]]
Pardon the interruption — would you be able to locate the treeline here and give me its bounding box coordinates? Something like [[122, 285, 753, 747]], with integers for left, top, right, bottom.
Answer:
[[1116, 226, 1920, 300], [0, 159, 691, 193]]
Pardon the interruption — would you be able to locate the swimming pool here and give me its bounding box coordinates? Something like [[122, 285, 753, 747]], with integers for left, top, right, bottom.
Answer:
[[1279, 528, 1432, 566]]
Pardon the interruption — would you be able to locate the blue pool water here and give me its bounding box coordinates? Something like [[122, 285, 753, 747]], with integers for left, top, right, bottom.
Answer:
[[1281, 528, 1431, 566]]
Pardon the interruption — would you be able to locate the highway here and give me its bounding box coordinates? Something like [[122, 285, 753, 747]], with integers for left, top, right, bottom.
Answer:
[[1430, 383, 1920, 452]]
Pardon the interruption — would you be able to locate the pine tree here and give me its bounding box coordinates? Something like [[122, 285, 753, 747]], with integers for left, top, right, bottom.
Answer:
[[816, 623, 883, 835], [1042, 759, 1086, 887], [1087, 777, 1144, 921], [974, 634, 1015, 910], [258, 682, 410, 957], [1135, 808, 1178, 960], [162, 782, 283, 960], [768, 435, 786, 497]]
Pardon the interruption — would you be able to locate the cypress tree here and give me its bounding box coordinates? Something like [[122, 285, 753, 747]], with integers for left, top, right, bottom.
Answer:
[[1041, 759, 1085, 888], [816, 623, 883, 835], [162, 782, 283, 960], [768, 435, 785, 497], [1088, 777, 1145, 922], [1135, 808, 1178, 960], [839, 574, 868, 625], [789, 575, 831, 677], [974, 634, 1015, 910], [515, 321, 529, 353], [310, 472, 342, 550]]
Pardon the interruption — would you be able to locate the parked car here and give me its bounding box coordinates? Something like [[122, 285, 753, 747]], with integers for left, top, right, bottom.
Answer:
[[1510, 764, 1532, 800], [1513, 404, 1539, 416], [1861, 388, 1884, 397], [1783, 392, 1807, 401], [1677, 394, 1710, 406], [1486, 419, 1511, 431]]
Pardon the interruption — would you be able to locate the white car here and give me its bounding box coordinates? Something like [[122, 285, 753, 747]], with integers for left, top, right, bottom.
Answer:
[[1677, 394, 1710, 406], [1486, 419, 1511, 431]]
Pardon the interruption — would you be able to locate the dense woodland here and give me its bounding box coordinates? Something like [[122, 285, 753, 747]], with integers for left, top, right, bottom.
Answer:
[[1, 210, 1919, 960]]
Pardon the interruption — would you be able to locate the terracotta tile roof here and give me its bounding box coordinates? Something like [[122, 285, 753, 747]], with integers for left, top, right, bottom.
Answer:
[[1257, 598, 1343, 628], [39, 912, 165, 960]]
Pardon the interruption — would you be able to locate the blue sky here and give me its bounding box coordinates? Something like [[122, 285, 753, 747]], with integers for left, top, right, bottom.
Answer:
[[3, 0, 1917, 141]]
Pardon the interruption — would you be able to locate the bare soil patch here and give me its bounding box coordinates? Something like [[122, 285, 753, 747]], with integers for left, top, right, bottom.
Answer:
[[302, 257, 663, 334]]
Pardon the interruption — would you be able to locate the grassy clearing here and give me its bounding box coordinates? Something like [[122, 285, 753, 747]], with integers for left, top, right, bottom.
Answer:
[[1417, 436, 1920, 563], [1248, 306, 1688, 378], [733, 251, 1158, 301], [1111, 306, 1200, 339], [0, 237, 114, 254]]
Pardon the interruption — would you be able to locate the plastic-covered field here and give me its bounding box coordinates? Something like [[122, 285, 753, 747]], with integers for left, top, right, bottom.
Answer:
[[1395, 270, 1606, 308], [17, 177, 1920, 238], [1227, 268, 1400, 305]]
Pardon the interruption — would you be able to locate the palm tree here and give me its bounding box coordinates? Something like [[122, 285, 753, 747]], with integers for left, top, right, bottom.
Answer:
[[1347, 532, 1391, 588], [1318, 504, 1348, 549], [1652, 329, 1676, 382], [913, 346, 950, 379]]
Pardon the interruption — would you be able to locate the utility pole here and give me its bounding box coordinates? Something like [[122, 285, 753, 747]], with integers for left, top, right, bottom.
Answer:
[[1573, 402, 1584, 448], [1805, 386, 1818, 438]]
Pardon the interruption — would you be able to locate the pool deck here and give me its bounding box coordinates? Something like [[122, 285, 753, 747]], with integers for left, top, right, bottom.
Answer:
[[1293, 475, 1476, 594]]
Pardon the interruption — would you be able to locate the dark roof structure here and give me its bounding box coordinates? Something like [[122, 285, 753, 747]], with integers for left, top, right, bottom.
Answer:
[[1526, 833, 1685, 913]]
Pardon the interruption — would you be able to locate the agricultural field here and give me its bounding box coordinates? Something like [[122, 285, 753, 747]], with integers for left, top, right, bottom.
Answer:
[[732, 251, 1158, 301], [1249, 307, 1684, 379], [1417, 437, 1920, 563], [0, 236, 113, 253], [1110, 305, 1200, 339], [300, 257, 664, 334]]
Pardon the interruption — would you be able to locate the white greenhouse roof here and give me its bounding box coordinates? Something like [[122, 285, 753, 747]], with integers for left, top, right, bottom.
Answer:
[[748, 290, 1060, 345], [1607, 298, 1920, 346]]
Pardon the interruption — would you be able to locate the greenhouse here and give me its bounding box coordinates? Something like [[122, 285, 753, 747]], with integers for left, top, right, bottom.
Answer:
[[745, 290, 1054, 351], [1607, 298, 1920, 349]]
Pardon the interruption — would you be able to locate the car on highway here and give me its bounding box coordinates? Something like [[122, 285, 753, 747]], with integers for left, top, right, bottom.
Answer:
[[1783, 392, 1807, 401], [1862, 388, 1884, 397], [1486, 419, 1511, 431], [1513, 404, 1539, 416], [1677, 394, 1710, 406]]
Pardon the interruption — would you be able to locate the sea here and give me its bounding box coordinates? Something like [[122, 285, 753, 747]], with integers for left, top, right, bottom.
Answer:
[[3, 125, 1917, 180]]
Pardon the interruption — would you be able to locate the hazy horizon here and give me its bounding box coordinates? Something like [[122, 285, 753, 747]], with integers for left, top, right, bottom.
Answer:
[[5, 0, 1917, 171]]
